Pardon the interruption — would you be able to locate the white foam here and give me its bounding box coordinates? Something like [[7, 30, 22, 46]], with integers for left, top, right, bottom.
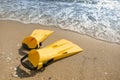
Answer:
[[0, 0, 120, 43]]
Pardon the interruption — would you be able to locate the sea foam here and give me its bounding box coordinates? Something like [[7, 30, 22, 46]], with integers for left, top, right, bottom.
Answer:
[[0, 0, 120, 43]]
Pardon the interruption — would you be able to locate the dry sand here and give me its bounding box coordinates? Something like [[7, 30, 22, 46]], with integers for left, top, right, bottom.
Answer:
[[0, 20, 120, 80]]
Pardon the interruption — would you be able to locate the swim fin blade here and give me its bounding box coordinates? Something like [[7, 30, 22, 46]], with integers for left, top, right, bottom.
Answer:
[[21, 39, 83, 70], [22, 29, 54, 50]]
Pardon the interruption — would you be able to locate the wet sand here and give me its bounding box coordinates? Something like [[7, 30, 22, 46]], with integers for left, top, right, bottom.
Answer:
[[0, 20, 120, 80]]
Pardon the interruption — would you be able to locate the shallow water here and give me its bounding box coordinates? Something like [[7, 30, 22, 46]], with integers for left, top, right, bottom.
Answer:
[[0, 0, 120, 43]]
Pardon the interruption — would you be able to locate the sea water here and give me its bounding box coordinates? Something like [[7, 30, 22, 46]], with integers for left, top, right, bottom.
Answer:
[[0, 0, 120, 44]]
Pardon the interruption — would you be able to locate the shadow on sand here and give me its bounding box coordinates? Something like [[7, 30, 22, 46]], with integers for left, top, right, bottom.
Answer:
[[17, 46, 46, 78], [18, 47, 28, 56], [15, 65, 45, 78]]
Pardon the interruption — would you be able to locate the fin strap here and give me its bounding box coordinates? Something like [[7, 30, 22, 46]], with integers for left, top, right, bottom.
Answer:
[[21, 54, 37, 70]]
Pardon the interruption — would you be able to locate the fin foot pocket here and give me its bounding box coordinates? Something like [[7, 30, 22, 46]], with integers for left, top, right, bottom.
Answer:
[[22, 43, 30, 50]]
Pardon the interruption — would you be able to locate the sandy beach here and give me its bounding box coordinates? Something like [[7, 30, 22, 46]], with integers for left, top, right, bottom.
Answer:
[[0, 20, 120, 80]]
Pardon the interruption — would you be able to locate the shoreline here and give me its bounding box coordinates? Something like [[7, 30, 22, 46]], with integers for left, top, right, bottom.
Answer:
[[0, 19, 120, 45], [0, 20, 120, 80]]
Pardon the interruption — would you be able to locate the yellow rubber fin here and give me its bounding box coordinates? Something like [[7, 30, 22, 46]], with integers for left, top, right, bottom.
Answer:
[[27, 39, 83, 70], [22, 29, 54, 49]]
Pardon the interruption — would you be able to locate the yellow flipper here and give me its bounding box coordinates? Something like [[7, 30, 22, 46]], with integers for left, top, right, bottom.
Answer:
[[22, 29, 54, 49], [27, 39, 83, 70]]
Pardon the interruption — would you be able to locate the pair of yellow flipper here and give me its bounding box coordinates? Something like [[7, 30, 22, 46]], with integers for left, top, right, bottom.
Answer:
[[21, 29, 83, 70]]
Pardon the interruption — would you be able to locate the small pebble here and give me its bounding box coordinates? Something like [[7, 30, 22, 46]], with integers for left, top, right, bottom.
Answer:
[[104, 72, 108, 75], [7, 57, 11, 61], [14, 67, 17, 71], [12, 72, 18, 77], [13, 74, 18, 77], [17, 44, 20, 47], [6, 57, 11, 63]]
